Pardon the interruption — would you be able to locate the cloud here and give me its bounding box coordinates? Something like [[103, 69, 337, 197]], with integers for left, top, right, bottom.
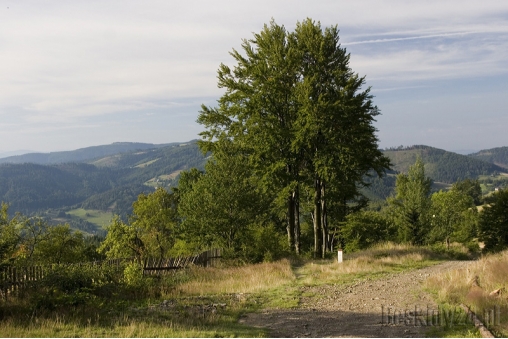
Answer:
[[1, 0, 508, 151]]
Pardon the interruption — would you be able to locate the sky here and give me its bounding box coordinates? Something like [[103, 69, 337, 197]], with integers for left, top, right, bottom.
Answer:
[[1, 1, 508, 155]]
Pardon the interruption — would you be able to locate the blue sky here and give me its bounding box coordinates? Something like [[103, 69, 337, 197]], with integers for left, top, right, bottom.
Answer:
[[1, 1, 508, 154]]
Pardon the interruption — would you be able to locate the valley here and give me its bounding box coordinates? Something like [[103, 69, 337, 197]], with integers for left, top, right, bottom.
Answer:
[[1, 142, 508, 235]]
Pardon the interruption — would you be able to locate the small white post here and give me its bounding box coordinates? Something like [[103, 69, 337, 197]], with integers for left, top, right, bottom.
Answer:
[[337, 249, 343, 263]]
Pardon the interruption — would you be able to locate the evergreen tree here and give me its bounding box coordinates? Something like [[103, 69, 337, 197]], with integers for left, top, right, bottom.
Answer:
[[478, 189, 508, 251], [389, 157, 432, 245]]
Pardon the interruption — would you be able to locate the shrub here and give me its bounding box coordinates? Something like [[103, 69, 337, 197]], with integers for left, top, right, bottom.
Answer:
[[23, 263, 122, 310], [341, 211, 394, 252]]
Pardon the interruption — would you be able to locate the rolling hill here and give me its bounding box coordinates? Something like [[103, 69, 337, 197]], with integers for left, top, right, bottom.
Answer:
[[1, 141, 507, 234], [469, 146, 508, 169], [0, 142, 206, 216], [383, 145, 506, 184], [0, 142, 178, 165]]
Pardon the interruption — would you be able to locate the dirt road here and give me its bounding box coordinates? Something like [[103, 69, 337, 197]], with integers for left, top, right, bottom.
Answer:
[[240, 261, 470, 338]]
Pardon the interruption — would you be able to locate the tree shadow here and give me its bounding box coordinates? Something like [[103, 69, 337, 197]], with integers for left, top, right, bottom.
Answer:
[[240, 307, 444, 338]]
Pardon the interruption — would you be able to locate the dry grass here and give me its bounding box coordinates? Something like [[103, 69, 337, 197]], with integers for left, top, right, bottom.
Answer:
[[0, 316, 262, 338], [425, 250, 508, 337], [298, 242, 443, 286], [169, 259, 296, 296], [0, 260, 294, 337], [0, 244, 472, 337]]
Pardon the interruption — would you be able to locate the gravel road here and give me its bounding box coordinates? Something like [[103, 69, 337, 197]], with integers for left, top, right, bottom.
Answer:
[[240, 261, 471, 338]]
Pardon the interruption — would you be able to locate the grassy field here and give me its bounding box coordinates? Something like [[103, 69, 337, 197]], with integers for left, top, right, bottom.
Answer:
[[134, 158, 159, 168], [66, 208, 114, 229], [0, 243, 480, 337], [143, 170, 182, 188], [478, 173, 508, 194], [425, 249, 508, 337]]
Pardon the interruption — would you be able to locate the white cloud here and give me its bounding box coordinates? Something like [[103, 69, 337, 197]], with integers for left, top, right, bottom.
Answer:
[[1, 0, 508, 151]]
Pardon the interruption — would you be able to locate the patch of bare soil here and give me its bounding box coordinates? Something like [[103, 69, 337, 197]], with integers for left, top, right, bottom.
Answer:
[[240, 261, 470, 338]]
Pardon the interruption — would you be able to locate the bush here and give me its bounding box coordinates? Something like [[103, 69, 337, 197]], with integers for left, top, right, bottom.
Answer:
[[24, 263, 122, 310], [341, 211, 394, 253], [123, 261, 144, 287], [245, 223, 289, 262]]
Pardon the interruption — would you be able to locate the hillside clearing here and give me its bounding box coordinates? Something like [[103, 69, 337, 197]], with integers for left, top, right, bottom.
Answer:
[[66, 208, 113, 229]]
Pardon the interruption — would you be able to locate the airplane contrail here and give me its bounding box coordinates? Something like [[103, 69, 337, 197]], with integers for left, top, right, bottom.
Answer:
[[342, 31, 478, 46]]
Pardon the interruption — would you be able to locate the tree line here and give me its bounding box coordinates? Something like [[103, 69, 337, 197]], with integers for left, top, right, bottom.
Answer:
[[97, 20, 508, 262], [3, 19, 508, 270]]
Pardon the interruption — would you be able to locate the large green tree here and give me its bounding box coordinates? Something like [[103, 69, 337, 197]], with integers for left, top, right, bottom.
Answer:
[[198, 20, 302, 253], [197, 19, 389, 257], [292, 20, 390, 257], [430, 190, 477, 249], [389, 157, 432, 245], [178, 141, 272, 255], [99, 188, 178, 260]]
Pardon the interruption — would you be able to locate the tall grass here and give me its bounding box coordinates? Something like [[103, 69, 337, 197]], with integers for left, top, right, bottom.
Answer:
[[169, 259, 295, 296], [0, 260, 295, 337], [0, 313, 265, 337], [298, 242, 455, 286], [0, 244, 474, 337], [425, 250, 508, 337]]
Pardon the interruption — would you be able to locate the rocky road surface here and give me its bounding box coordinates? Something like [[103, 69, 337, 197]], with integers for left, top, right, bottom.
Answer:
[[240, 261, 471, 338]]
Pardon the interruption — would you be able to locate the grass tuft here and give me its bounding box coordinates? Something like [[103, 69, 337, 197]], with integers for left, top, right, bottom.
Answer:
[[425, 249, 508, 337], [169, 259, 295, 296]]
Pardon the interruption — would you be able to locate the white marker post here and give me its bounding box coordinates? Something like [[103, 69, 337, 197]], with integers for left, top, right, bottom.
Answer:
[[337, 249, 343, 263]]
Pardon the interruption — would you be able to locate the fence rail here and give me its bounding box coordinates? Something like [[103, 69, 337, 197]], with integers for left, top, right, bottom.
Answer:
[[0, 248, 221, 299], [142, 248, 222, 275]]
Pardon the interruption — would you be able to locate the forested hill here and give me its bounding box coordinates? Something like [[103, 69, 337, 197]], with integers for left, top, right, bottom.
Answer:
[[383, 145, 506, 183], [1, 141, 506, 231], [469, 147, 508, 169], [0, 163, 123, 211], [0, 142, 206, 216], [0, 142, 177, 165]]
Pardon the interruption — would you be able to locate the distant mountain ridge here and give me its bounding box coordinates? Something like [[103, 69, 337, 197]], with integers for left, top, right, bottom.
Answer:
[[383, 145, 506, 183], [0, 150, 35, 158], [0, 141, 206, 217], [0, 142, 180, 165], [469, 146, 508, 169], [1, 141, 507, 235]]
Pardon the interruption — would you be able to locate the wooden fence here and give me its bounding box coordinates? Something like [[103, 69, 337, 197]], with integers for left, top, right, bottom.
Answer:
[[142, 248, 222, 275], [0, 248, 221, 299]]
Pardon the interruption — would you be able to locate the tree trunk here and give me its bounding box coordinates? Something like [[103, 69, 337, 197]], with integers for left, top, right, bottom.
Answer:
[[321, 182, 327, 258], [313, 176, 322, 258], [294, 185, 301, 254], [287, 193, 295, 251]]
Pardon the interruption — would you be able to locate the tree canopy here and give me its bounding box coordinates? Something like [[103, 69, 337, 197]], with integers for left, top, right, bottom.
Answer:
[[196, 19, 390, 257], [389, 157, 432, 245], [479, 189, 508, 252]]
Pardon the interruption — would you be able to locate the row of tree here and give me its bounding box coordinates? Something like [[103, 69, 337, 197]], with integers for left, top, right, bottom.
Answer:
[[0, 203, 103, 267], [195, 19, 390, 258], [3, 19, 508, 268], [2, 158, 507, 268], [92, 19, 508, 262]]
